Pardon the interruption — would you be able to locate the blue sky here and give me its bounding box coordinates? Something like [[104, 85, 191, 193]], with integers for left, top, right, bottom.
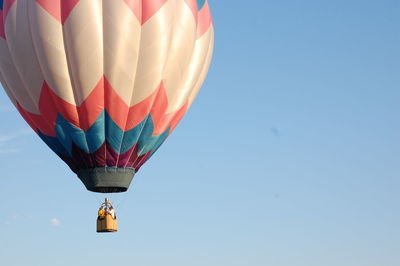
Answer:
[[0, 1, 399, 265]]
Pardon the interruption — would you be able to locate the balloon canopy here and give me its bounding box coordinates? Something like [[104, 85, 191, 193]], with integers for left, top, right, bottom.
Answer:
[[0, 0, 214, 192]]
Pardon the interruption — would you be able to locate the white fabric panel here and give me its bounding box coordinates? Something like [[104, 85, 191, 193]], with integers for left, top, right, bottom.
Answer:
[[4, 0, 44, 113], [0, 69, 17, 106], [62, 0, 103, 105], [0, 0, 214, 116], [28, 1, 76, 105], [166, 25, 214, 112], [103, 0, 141, 104], [0, 39, 40, 112], [187, 26, 214, 107], [130, 0, 174, 105], [162, 0, 197, 113]]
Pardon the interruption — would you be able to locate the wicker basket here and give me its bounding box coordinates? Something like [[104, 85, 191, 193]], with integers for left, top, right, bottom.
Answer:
[[97, 214, 118, 233]]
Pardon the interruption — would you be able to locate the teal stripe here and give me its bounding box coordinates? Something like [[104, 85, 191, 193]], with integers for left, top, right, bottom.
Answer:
[[40, 111, 170, 158], [137, 115, 170, 156], [105, 112, 146, 154], [197, 0, 206, 10], [38, 130, 70, 157], [55, 112, 105, 154]]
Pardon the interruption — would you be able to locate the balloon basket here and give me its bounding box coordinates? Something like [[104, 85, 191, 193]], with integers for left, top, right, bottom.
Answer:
[[97, 214, 118, 233]]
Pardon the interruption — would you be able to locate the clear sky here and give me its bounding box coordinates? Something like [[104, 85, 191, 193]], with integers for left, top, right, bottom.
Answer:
[[0, 1, 399, 265]]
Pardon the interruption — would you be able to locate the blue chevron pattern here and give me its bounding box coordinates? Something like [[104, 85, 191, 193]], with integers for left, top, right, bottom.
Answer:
[[38, 110, 170, 158]]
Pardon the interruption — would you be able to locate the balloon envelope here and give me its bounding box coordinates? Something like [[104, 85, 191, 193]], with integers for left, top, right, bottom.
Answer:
[[0, 0, 214, 192]]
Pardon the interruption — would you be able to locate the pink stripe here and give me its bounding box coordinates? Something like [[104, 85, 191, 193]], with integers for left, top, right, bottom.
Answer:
[[3, 0, 16, 19], [124, 0, 142, 22], [126, 0, 198, 24], [149, 84, 188, 135], [184, 0, 198, 22], [125, 0, 169, 24], [17, 76, 189, 137], [35, 0, 80, 24], [197, 1, 212, 38], [141, 0, 168, 25]]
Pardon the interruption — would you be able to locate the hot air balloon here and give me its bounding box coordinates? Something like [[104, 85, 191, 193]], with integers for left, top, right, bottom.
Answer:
[[0, 0, 213, 232]]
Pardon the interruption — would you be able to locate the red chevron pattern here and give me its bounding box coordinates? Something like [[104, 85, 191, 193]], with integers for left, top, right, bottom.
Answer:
[[17, 77, 188, 137], [184, 0, 197, 21], [124, 0, 168, 25], [35, 0, 80, 24], [0, 0, 212, 40], [36, 0, 171, 26], [197, 1, 212, 38], [2, 0, 15, 17], [0, 10, 4, 39]]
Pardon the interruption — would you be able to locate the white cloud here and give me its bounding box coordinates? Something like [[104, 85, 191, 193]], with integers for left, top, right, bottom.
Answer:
[[0, 128, 33, 153], [3, 215, 18, 225], [0, 129, 31, 143], [0, 148, 20, 154], [50, 218, 61, 227], [0, 135, 15, 144]]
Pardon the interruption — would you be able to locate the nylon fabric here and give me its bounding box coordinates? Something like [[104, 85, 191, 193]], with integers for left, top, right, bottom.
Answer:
[[0, 0, 214, 192]]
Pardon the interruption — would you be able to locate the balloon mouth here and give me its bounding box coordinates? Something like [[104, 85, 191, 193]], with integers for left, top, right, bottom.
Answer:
[[77, 167, 135, 193], [89, 187, 128, 193]]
